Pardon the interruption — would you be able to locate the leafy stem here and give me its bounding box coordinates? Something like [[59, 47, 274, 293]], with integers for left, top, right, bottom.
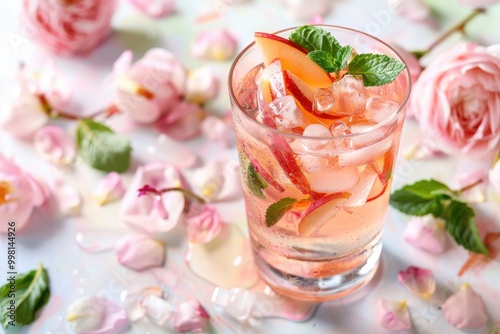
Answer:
[[138, 185, 206, 204], [457, 178, 483, 194], [415, 8, 486, 59]]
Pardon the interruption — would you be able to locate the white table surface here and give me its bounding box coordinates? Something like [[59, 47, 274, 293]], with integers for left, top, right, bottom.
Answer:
[[1, 0, 500, 333]]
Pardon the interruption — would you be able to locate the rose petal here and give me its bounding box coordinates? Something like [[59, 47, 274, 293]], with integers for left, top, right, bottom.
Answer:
[[191, 29, 237, 61], [66, 296, 129, 334], [0, 94, 48, 138], [129, 0, 175, 18], [172, 300, 209, 333], [377, 299, 412, 331], [38, 61, 72, 110], [200, 115, 235, 148], [185, 67, 220, 104], [191, 160, 242, 202], [403, 215, 447, 254], [397, 266, 435, 299], [155, 102, 204, 141], [442, 284, 488, 329], [454, 168, 488, 203], [387, 0, 430, 22], [186, 204, 223, 243], [34, 126, 76, 165], [51, 177, 82, 216], [120, 162, 186, 235], [93, 172, 126, 206], [490, 157, 500, 193], [116, 235, 165, 271]]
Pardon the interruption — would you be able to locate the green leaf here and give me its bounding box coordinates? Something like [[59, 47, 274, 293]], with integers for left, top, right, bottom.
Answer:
[[347, 54, 406, 86], [76, 119, 132, 173], [307, 46, 352, 73], [247, 164, 268, 199], [390, 179, 451, 217], [289, 25, 341, 54], [0, 264, 50, 329], [445, 201, 488, 255], [266, 197, 297, 227]]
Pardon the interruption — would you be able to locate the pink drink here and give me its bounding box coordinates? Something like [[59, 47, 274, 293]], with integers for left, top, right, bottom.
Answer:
[[229, 26, 411, 301]]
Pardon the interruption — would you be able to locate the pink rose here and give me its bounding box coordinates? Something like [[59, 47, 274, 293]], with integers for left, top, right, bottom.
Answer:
[[411, 42, 500, 155], [120, 162, 186, 235], [23, 0, 117, 55], [192, 30, 237, 61], [34, 126, 76, 164], [129, 0, 175, 18], [0, 154, 49, 233], [112, 49, 187, 124], [186, 204, 223, 243], [459, 0, 500, 7]]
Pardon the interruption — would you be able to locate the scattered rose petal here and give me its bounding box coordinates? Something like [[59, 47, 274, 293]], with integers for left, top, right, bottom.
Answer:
[[397, 266, 435, 299], [23, 0, 117, 55], [387, 0, 430, 21], [442, 284, 488, 329], [172, 300, 209, 333], [186, 204, 223, 243], [458, 232, 500, 276], [191, 159, 242, 202], [34, 126, 76, 165], [37, 61, 72, 111], [112, 48, 186, 124], [403, 215, 447, 254], [141, 294, 173, 327], [129, 0, 175, 18], [155, 101, 204, 141], [273, 0, 332, 20], [454, 168, 487, 203], [186, 67, 220, 104], [66, 296, 128, 334], [489, 154, 500, 193], [0, 154, 49, 233], [115, 235, 165, 271], [49, 177, 82, 216], [200, 115, 235, 147], [120, 163, 186, 235], [377, 299, 412, 331], [0, 93, 48, 138], [192, 29, 237, 61], [93, 172, 126, 206], [308, 14, 323, 24]]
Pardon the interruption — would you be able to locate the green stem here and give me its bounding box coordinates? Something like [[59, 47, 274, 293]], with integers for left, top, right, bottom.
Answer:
[[415, 8, 486, 59], [457, 178, 483, 194], [161, 187, 206, 204]]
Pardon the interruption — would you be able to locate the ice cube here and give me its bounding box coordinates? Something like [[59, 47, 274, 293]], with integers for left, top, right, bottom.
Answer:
[[266, 60, 286, 98], [344, 166, 378, 207], [313, 87, 335, 114], [330, 121, 351, 137], [365, 97, 399, 123], [265, 95, 304, 131], [301, 124, 332, 151], [331, 75, 367, 115], [338, 135, 393, 167], [349, 122, 386, 147], [297, 154, 327, 172], [240, 89, 259, 112], [309, 168, 360, 193]]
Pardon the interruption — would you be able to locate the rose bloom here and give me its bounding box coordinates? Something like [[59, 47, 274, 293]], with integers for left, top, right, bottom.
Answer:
[[411, 42, 500, 155], [23, 0, 117, 55]]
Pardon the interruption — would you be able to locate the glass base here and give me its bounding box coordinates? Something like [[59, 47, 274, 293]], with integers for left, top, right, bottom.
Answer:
[[253, 242, 382, 302]]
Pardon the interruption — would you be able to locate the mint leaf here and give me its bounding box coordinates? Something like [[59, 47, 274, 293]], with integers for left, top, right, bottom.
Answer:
[[289, 25, 341, 54], [347, 54, 406, 87], [445, 201, 488, 255], [247, 164, 268, 199], [0, 264, 50, 329], [76, 119, 132, 173], [390, 179, 451, 217], [266, 197, 297, 227], [307, 45, 352, 73]]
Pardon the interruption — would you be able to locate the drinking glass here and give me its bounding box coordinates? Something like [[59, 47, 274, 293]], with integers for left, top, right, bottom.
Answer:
[[229, 25, 411, 301]]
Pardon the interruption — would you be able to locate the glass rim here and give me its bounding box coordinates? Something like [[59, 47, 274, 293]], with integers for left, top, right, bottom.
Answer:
[[228, 24, 412, 141]]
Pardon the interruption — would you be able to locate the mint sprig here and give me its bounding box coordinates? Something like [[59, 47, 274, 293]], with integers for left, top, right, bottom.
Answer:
[[247, 164, 268, 199], [266, 197, 297, 227], [289, 25, 406, 86], [390, 179, 488, 255]]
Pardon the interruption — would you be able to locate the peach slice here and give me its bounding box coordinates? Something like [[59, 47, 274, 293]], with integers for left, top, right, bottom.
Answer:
[[254, 32, 333, 89], [299, 192, 351, 236]]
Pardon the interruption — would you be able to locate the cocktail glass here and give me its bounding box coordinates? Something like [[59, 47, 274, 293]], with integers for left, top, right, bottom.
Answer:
[[229, 25, 411, 301]]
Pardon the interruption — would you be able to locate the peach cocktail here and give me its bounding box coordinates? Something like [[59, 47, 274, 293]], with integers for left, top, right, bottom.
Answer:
[[229, 25, 411, 301]]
